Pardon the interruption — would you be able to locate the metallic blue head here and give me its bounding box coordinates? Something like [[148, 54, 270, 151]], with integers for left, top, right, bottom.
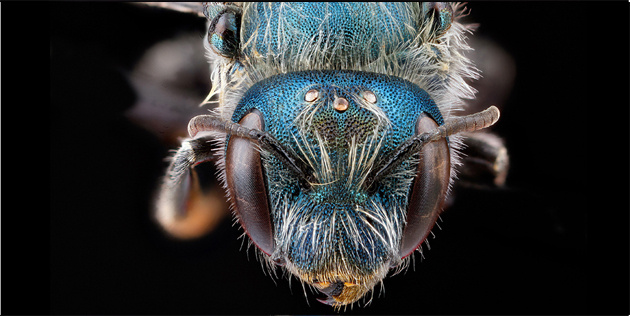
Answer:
[[228, 70, 444, 305]]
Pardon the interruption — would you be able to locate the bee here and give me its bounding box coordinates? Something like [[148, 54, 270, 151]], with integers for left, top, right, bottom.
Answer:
[[152, 2, 508, 308]]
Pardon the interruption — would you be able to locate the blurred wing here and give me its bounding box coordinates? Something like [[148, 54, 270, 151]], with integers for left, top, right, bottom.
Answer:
[[125, 3, 212, 145]]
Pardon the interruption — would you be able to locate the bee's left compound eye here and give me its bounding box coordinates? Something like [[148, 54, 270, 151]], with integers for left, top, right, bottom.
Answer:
[[207, 7, 241, 58], [225, 110, 274, 255]]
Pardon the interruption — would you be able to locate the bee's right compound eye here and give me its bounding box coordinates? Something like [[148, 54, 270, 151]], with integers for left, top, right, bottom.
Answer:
[[421, 2, 454, 39], [225, 109, 274, 256], [207, 7, 241, 58], [399, 112, 451, 259]]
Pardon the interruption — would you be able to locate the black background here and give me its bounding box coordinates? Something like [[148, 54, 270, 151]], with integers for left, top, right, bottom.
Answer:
[[41, 2, 628, 315]]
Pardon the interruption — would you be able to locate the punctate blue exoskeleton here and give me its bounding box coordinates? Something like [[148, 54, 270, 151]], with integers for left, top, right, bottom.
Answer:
[[155, 2, 506, 308]]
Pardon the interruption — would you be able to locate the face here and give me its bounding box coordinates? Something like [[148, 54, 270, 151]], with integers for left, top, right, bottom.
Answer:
[[224, 70, 450, 306]]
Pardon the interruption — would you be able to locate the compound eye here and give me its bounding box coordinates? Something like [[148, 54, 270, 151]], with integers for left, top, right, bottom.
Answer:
[[399, 112, 450, 259], [421, 2, 454, 39], [225, 109, 274, 255], [207, 8, 241, 58]]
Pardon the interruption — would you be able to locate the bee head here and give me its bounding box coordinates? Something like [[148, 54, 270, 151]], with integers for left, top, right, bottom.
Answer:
[[223, 70, 451, 306]]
